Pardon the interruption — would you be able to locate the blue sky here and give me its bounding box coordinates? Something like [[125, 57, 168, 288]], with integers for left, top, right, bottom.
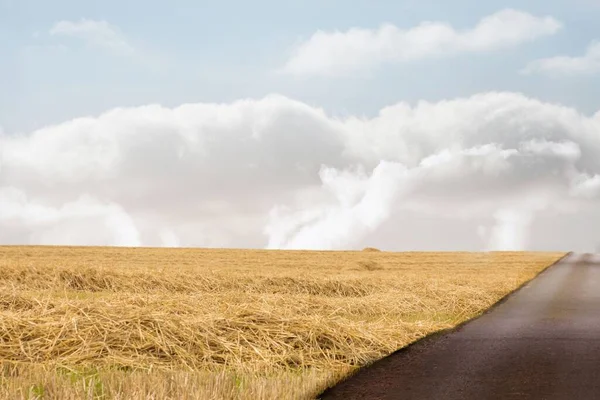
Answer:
[[2, 0, 600, 133], [3, 0, 600, 251]]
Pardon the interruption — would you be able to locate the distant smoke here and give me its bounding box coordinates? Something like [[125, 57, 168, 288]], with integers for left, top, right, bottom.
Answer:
[[160, 229, 181, 248], [489, 209, 534, 250], [265, 161, 408, 249]]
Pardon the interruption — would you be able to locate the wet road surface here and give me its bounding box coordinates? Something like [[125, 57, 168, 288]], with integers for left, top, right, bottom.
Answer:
[[319, 253, 600, 400]]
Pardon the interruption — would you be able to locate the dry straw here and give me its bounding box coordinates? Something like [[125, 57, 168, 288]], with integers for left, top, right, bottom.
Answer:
[[0, 246, 563, 399]]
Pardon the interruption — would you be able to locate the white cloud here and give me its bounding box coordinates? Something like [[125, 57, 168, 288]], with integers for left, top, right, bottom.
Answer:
[[0, 188, 141, 246], [570, 173, 600, 198], [519, 139, 581, 161], [2, 92, 600, 251], [521, 41, 600, 76], [281, 9, 562, 77], [49, 19, 134, 54]]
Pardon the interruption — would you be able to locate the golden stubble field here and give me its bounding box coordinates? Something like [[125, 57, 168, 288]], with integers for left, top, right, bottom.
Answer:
[[0, 246, 564, 399]]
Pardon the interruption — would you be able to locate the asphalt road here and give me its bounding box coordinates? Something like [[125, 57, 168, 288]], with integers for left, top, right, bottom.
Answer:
[[318, 253, 600, 400]]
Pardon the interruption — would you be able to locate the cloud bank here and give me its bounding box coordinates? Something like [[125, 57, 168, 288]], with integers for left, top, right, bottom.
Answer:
[[281, 9, 562, 76], [1, 92, 600, 251], [522, 41, 600, 76]]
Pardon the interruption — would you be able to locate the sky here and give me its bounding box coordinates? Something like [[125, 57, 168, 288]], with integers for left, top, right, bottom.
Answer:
[[2, 0, 600, 251]]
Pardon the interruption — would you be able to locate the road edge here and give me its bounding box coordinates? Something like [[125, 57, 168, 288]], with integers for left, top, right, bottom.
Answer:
[[316, 251, 573, 399]]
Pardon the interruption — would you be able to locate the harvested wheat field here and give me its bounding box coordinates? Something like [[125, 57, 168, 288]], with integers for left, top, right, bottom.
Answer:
[[0, 246, 564, 399]]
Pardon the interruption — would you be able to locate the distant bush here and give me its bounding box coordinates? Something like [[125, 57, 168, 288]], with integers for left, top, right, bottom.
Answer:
[[361, 247, 382, 252]]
